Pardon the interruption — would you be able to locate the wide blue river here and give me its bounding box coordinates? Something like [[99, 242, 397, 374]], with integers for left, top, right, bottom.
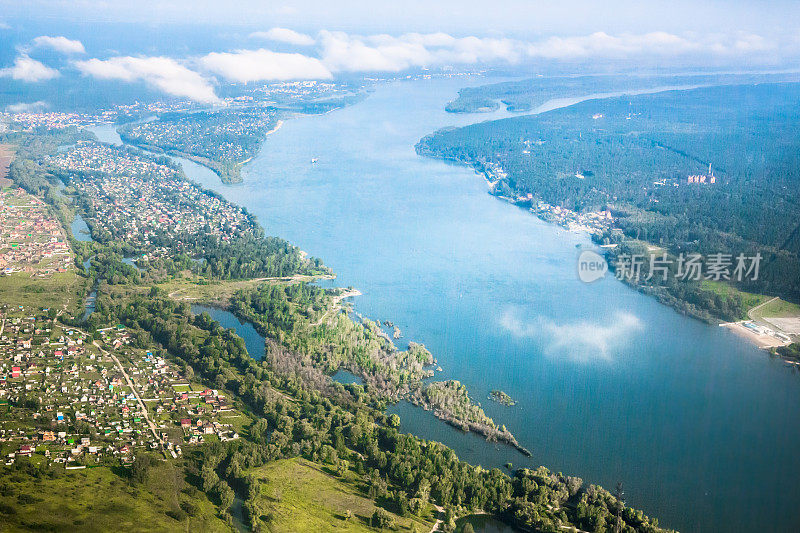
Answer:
[[95, 77, 800, 532]]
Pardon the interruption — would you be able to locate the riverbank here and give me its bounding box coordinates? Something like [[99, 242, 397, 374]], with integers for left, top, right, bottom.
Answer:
[[718, 296, 799, 352], [416, 81, 800, 349], [116, 135, 245, 184], [416, 147, 748, 327], [719, 321, 791, 349], [213, 280, 532, 456], [150, 250, 531, 458], [102, 76, 800, 533]]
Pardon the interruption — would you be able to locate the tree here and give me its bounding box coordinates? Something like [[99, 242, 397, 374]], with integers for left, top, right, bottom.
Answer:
[[614, 482, 625, 533], [218, 483, 235, 510], [372, 508, 395, 530], [443, 508, 457, 532], [201, 463, 220, 492], [129, 453, 154, 485]]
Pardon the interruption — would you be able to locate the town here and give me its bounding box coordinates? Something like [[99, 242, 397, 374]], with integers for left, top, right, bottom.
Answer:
[[0, 305, 242, 469], [0, 110, 116, 131], [118, 107, 279, 165], [49, 141, 254, 255], [0, 187, 72, 276]]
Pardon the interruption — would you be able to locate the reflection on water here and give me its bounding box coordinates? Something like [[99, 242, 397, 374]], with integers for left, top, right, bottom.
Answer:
[[82, 288, 96, 321], [122, 257, 143, 272], [190, 304, 265, 360], [332, 369, 363, 386]]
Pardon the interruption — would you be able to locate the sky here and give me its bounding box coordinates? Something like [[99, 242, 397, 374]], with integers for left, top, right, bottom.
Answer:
[[1, 0, 795, 36], [1, 1, 799, 106]]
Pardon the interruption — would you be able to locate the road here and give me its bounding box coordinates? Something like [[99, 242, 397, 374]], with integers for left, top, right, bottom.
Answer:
[[93, 340, 163, 444], [748, 296, 779, 321]]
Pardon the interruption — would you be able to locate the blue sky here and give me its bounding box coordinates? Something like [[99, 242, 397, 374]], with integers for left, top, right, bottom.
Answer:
[[1, 0, 796, 36]]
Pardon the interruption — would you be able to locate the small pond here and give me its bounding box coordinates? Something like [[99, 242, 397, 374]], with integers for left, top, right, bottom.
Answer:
[[190, 304, 265, 360]]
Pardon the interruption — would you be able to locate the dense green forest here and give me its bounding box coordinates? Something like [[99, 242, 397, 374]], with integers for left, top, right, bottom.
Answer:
[[445, 73, 800, 113], [419, 82, 800, 315]]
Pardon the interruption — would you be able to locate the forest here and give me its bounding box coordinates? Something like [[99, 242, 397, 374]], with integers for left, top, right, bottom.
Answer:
[[445, 72, 800, 113], [419, 82, 800, 317]]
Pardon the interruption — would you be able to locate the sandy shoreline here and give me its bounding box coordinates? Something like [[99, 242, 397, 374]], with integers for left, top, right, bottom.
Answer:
[[719, 321, 792, 350], [232, 121, 284, 168], [264, 119, 284, 137]]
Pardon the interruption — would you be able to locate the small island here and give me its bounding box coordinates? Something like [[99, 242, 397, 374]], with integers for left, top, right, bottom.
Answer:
[[489, 389, 517, 406]]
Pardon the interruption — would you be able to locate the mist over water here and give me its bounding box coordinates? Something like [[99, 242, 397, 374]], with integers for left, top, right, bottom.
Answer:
[[146, 76, 799, 533]]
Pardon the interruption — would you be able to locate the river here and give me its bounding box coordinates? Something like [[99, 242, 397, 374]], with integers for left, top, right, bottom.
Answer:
[[91, 76, 800, 533]]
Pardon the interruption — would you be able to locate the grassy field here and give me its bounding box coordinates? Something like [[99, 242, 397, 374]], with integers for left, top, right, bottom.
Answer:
[[0, 460, 230, 532], [0, 144, 14, 181], [750, 297, 800, 319], [249, 458, 434, 532], [157, 272, 333, 307], [0, 270, 85, 312]]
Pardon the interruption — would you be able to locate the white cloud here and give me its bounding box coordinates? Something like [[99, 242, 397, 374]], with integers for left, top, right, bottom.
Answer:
[[32, 35, 85, 54], [0, 21, 10, 30], [0, 55, 60, 82], [68, 28, 786, 94], [199, 48, 332, 83], [319, 31, 432, 72], [316, 31, 524, 73], [74, 56, 219, 103], [6, 101, 48, 113], [500, 308, 643, 362], [316, 29, 779, 72], [525, 31, 776, 60], [250, 28, 315, 46]]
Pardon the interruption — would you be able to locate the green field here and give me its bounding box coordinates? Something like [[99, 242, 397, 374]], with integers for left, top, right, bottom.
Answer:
[[750, 297, 800, 319], [249, 458, 434, 532], [0, 270, 84, 312], [156, 272, 331, 308], [0, 460, 229, 532]]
